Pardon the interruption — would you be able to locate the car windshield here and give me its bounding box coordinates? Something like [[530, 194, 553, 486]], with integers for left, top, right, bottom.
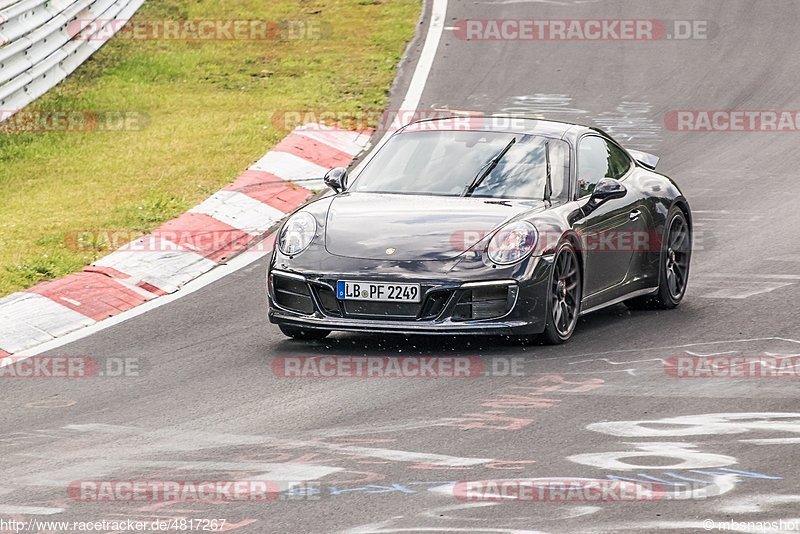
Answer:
[[350, 130, 569, 200]]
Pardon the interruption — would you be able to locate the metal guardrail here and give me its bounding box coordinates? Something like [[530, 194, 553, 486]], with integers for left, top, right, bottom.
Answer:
[[0, 0, 144, 121]]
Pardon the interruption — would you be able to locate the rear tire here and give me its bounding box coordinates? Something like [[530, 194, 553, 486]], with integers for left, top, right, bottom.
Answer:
[[279, 324, 330, 340], [625, 207, 691, 310], [540, 242, 582, 345]]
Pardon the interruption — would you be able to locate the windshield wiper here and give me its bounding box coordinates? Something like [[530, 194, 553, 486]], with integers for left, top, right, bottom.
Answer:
[[462, 137, 516, 196], [544, 140, 552, 205]]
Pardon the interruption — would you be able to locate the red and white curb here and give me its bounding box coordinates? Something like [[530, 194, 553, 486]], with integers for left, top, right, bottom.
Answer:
[[0, 124, 372, 355]]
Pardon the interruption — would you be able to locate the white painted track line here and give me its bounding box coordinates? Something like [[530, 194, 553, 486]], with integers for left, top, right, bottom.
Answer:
[[351, 0, 448, 177]]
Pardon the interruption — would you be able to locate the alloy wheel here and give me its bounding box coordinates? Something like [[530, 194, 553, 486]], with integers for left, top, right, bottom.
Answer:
[[551, 247, 580, 337]]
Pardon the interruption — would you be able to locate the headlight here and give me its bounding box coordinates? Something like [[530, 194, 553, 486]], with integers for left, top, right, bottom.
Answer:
[[278, 212, 317, 256], [487, 221, 537, 265]]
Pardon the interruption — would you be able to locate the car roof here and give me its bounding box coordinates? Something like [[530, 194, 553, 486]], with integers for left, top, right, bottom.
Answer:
[[398, 115, 600, 141]]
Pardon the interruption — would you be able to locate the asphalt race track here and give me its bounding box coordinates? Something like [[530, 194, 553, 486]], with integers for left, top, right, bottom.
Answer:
[[3, 1, 800, 533]]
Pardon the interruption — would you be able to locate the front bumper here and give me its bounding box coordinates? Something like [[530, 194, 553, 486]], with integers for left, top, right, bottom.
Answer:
[[267, 256, 554, 336]]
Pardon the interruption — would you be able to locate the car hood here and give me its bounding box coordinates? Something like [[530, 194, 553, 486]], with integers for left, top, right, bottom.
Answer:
[[324, 193, 545, 261]]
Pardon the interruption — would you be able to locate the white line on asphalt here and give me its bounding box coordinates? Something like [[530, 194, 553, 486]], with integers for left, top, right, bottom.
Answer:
[[683, 350, 738, 357], [323, 444, 491, 467], [535, 337, 800, 363], [351, 0, 448, 177], [769, 254, 800, 262], [739, 437, 800, 444], [569, 357, 669, 366], [395, 0, 448, 127], [694, 282, 794, 299], [0, 505, 64, 515], [702, 273, 800, 280]]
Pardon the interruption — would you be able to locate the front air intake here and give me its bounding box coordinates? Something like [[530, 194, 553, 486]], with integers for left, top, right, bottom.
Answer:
[[452, 285, 514, 321]]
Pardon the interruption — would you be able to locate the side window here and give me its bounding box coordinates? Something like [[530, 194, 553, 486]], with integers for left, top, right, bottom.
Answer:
[[548, 139, 570, 201], [607, 141, 631, 178], [577, 136, 631, 198]]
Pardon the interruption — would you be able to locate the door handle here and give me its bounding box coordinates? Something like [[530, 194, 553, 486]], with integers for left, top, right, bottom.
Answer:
[[629, 209, 641, 221]]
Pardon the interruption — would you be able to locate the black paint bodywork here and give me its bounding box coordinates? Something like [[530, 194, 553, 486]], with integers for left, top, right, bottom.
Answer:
[[267, 118, 691, 336]]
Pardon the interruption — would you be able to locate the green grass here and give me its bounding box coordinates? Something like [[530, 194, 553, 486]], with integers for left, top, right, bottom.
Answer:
[[0, 0, 420, 296]]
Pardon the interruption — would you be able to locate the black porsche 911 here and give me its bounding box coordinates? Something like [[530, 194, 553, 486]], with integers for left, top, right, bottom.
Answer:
[[267, 116, 691, 344]]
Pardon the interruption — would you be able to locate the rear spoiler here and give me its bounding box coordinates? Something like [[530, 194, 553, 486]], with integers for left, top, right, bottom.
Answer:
[[627, 149, 659, 170]]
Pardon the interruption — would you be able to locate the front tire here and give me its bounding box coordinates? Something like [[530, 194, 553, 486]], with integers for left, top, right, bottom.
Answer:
[[540, 242, 582, 345], [626, 207, 691, 310], [279, 324, 330, 340]]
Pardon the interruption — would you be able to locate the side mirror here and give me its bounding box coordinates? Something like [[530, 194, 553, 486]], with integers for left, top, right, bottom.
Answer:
[[324, 167, 348, 193], [587, 177, 627, 209]]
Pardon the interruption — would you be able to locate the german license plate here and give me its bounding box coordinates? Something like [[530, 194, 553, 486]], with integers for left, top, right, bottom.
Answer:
[[336, 281, 421, 302]]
